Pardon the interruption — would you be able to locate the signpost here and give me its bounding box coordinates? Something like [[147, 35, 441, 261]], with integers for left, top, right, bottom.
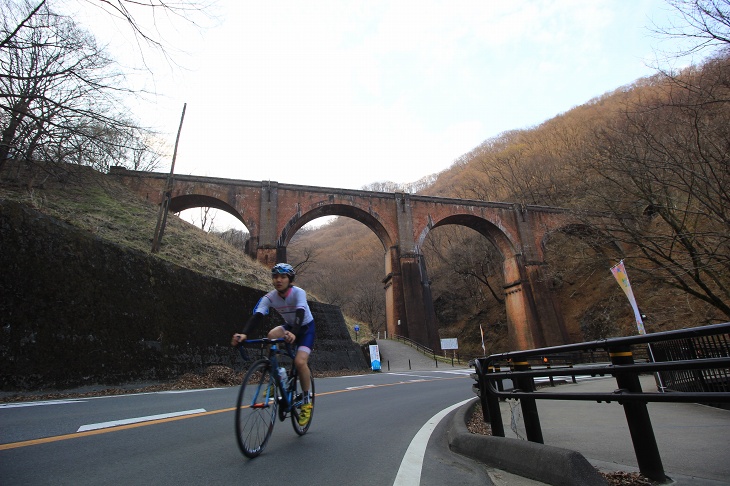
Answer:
[[440, 338, 458, 361], [440, 338, 458, 350], [354, 325, 360, 341]]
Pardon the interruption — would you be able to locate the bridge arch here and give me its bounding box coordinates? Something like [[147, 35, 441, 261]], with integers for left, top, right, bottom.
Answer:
[[277, 204, 394, 252], [417, 213, 565, 350], [416, 213, 518, 258], [169, 194, 246, 226]]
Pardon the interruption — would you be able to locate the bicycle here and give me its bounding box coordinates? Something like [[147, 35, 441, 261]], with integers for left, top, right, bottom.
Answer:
[[234, 338, 315, 458]]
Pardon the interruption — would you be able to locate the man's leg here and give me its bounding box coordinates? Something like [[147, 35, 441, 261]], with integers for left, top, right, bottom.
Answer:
[[294, 347, 313, 425], [295, 349, 311, 394], [267, 326, 285, 339]]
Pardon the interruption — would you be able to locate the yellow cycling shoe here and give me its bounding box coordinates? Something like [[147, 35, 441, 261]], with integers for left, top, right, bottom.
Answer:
[[298, 403, 312, 426]]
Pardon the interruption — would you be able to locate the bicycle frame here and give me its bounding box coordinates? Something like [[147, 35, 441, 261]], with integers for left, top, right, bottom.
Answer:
[[238, 338, 296, 410]]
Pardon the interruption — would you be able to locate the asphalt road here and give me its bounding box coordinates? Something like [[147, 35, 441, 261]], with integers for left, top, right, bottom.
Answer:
[[1, 368, 481, 486]]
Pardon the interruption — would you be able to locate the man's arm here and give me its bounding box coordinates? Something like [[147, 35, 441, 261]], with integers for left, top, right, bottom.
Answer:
[[231, 312, 265, 346]]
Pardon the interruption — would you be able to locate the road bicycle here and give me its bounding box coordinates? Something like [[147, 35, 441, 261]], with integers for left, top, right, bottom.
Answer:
[[234, 338, 315, 458]]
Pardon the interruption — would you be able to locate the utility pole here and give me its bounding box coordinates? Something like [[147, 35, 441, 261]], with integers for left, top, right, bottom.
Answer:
[[152, 103, 186, 253]]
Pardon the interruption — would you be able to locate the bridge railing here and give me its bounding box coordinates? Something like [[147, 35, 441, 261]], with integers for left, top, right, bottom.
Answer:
[[471, 322, 730, 482]]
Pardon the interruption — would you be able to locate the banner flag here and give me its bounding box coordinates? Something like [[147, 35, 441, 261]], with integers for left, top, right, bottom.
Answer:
[[479, 324, 486, 355], [369, 344, 381, 371], [610, 260, 646, 335]]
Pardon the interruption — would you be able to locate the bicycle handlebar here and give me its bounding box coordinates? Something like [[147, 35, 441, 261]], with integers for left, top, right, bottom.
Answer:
[[236, 338, 295, 361], [241, 338, 287, 345]]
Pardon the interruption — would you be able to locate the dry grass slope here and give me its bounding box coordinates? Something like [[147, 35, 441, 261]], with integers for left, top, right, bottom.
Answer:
[[0, 163, 273, 290]]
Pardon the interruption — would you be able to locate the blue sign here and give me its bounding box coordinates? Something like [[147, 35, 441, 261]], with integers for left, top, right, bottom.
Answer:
[[354, 325, 360, 332], [369, 344, 381, 371]]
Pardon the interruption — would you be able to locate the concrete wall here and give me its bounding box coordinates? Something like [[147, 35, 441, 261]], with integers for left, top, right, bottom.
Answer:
[[0, 200, 367, 391]]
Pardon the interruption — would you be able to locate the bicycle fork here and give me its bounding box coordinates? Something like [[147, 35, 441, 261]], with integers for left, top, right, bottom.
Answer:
[[252, 380, 275, 409]]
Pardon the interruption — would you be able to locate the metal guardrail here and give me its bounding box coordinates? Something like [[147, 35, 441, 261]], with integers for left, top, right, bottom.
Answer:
[[471, 322, 730, 482], [388, 334, 463, 368], [391, 334, 435, 356]]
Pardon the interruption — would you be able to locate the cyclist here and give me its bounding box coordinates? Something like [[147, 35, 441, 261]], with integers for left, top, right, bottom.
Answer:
[[231, 263, 315, 426]]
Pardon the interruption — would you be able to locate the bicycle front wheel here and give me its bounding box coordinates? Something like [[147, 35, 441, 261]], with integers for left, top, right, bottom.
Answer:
[[290, 366, 315, 436], [235, 360, 277, 458]]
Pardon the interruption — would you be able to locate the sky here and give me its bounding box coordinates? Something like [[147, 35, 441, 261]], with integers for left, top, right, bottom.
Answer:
[[72, 0, 697, 229]]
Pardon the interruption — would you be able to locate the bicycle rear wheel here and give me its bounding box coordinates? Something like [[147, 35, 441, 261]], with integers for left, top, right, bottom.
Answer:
[[235, 360, 277, 458], [290, 366, 315, 436]]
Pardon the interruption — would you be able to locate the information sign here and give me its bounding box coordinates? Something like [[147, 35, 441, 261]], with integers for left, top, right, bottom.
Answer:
[[440, 338, 458, 350]]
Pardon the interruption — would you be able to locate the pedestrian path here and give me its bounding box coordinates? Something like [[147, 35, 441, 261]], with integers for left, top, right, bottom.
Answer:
[[375, 338, 467, 372], [498, 375, 730, 484]]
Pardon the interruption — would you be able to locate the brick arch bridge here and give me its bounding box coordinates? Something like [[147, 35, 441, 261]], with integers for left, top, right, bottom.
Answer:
[[110, 167, 599, 352]]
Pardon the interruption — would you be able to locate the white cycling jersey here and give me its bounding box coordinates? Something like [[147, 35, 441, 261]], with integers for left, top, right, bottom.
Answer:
[[253, 286, 314, 326]]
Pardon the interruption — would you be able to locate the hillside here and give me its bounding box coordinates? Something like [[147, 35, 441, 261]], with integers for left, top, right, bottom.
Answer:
[[0, 162, 274, 291], [288, 55, 730, 358]]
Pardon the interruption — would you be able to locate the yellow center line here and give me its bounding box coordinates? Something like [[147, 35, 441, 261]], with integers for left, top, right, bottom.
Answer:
[[1, 375, 467, 451]]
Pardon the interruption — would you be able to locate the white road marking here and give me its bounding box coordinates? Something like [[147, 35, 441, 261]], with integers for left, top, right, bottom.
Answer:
[[77, 409, 207, 432], [387, 373, 433, 379], [346, 384, 377, 390], [393, 399, 472, 486], [1, 400, 84, 409], [1, 387, 229, 409]]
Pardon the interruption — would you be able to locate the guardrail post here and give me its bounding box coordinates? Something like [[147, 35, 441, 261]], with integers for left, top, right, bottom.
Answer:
[[474, 360, 490, 423], [569, 363, 577, 383], [610, 345, 667, 482], [486, 365, 505, 436], [476, 359, 505, 437], [514, 361, 544, 444], [543, 357, 554, 386]]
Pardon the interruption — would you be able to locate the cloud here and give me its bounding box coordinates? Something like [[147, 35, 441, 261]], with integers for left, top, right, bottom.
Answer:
[[107, 0, 688, 191]]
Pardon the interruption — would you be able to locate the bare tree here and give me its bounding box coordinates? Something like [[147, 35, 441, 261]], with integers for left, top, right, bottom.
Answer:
[[654, 0, 730, 56], [423, 226, 505, 309], [1, 1, 163, 173], [198, 207, 216, 231], [291, 246, 318, 279], [347, 283, 386, 334], [0, 0, 47, 48], [582, 57, 730, 318], [216, 228, 249, 253], [2, 0, 212, 58]]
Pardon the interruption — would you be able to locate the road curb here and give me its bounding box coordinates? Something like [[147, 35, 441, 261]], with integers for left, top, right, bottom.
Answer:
[[447, 398, 608, 486]]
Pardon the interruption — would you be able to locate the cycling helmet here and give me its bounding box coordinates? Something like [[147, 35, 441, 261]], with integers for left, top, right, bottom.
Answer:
[[271, 263, 296, 281]]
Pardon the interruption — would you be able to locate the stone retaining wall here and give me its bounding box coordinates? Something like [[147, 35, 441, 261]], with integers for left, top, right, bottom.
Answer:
[[0, 200, 367, 390]]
